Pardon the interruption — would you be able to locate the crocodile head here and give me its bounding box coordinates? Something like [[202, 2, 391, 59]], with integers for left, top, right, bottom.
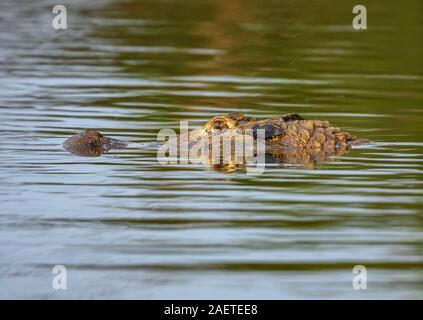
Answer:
[[63, 113, 369, 171], [200, 112, 368, 150], [172, 112, 369, 171]]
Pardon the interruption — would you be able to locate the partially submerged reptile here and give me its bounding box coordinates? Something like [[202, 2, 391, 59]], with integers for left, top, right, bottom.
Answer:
[[191, 112, 368, 149], [63, 113, 369, 170]]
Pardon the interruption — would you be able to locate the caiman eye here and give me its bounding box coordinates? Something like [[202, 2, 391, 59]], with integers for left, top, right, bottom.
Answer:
[[251, 124, 278, 140]]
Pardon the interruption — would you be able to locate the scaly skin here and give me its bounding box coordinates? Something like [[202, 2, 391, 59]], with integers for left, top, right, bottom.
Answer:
[[183, 112, 369, 171], [63, 113, 370, 171], [202, 112, 369, 151]]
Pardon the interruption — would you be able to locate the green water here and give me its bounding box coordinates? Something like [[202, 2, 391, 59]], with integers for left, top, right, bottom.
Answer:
[[0, 0, 422, 298]]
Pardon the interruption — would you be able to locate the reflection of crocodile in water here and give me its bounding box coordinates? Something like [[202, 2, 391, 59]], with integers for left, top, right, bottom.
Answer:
[[63, 112, 370, 171]]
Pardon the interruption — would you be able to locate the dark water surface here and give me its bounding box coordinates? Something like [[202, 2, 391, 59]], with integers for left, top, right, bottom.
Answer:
[[0, 0, 422, 298]]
